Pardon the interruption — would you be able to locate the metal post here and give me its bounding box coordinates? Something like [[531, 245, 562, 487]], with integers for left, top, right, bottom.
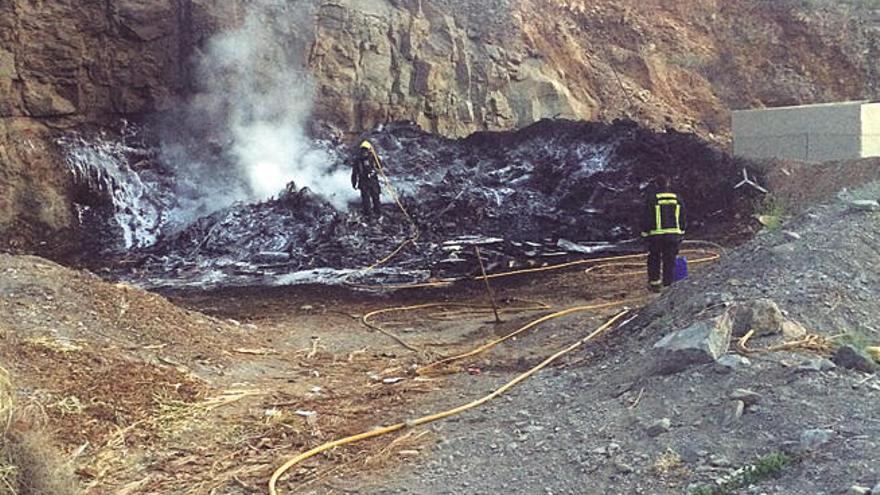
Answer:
[[474, 246, 502, 324]]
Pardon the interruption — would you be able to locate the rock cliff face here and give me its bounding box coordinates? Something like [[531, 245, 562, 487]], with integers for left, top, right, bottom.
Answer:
[[1, 0, 879, 249], [0, 0, 239, 249], [308, 0, 880, 139], [308, 0, 595, 136]]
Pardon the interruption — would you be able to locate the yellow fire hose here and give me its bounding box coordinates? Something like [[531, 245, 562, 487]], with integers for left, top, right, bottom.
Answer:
[[345, 247, 721, 291], [361, 301, 553, 353], [583, 251, 721, 277], [417, 300, 640, 375], [267, 309, 630, 495]]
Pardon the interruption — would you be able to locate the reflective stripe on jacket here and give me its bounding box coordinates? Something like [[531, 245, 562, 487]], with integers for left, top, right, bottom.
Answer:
[[641, 191, 685, 237]]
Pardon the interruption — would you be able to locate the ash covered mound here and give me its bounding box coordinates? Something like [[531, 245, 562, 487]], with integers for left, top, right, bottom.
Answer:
[[74, 119, 753, 288]]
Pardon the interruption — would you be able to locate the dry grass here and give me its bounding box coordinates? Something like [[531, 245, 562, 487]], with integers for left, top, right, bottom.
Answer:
[[23, 336, 83, 353], [1, 365, 80, 495], [151, 389, 262, 439], [2, 429, 80, 495], [651, 448, 691, 482], [1, 366, 15, 495]]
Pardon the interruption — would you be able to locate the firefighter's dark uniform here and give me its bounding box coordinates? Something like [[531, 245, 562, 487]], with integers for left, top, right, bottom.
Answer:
[[641, 190, 686, 291], [352, 141, 382, 218]]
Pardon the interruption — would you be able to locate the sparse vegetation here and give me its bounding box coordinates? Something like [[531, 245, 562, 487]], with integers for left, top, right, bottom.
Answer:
[[0, 366, 80, 495], [689, 452, 793, 495], [651, 449, 691, 482], [754, 194, 788, 231], [833, 328, 880, 355]]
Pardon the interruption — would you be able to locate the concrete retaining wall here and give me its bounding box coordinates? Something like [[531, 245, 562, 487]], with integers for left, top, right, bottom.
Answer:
[[732, 101, 880, 162], [863, 103, 880, 158]]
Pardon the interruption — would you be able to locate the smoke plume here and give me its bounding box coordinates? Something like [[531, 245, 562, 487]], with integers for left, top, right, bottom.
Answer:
[[176, 0, 355, 210]]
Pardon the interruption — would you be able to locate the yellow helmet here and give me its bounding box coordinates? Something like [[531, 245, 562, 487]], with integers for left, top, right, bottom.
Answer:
[[359, 140, 373, 150]]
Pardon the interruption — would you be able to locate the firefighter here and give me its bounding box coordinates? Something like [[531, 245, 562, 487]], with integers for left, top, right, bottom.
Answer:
[[640, 175, 686, 292], [351, 140, 382, 219]]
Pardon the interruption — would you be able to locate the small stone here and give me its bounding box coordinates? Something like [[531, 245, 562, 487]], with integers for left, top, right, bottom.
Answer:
[[709, 455, 731, 467], [729, 389, 762, 407], [614, 460, 634, 474], [848, 199, 880, 212], [846, 485, 870, 495], [781, 320, 808, 339], [798, 428, 834, 453], [797, 358, 837, 373], [719, 400, 745, 426], [833, 345, 879, 373], [716, 354, 751, 373], [782, 230, 802, 241], [678, 445, 700, 464], [646, 418, 671, 437], [771, 243, 797, 255]]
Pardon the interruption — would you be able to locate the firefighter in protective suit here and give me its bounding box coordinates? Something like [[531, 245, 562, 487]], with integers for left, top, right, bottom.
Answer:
[[352, 140, 382, 219], [640, 176, 686, 292]]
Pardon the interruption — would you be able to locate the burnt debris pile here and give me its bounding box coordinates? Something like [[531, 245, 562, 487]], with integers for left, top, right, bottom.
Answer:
[[75, 119, 752, 288]]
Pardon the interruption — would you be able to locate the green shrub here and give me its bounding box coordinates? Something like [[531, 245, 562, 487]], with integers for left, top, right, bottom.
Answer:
[[754, 194, 788, 231], [689, 452, 793, 495]]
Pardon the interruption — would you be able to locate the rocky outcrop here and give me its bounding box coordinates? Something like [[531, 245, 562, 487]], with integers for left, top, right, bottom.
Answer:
[[307, 0, 880, 140], [308, 0, 594, 136], [0, 0, 239, 250]]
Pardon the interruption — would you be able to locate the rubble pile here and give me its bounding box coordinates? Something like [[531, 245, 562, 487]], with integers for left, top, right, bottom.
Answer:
[[84, 119, 753, 288]]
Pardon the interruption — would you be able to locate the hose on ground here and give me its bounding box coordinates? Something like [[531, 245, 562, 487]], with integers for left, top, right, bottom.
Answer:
[[583, 251, 721, 277], [267, 308, 630, 495], [347, 247, 721, 291], [417, 300, 640, 375], [360, 301, 553, 353]]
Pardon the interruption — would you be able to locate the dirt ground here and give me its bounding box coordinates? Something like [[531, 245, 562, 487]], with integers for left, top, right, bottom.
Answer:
[[0, 249, 678, 494]]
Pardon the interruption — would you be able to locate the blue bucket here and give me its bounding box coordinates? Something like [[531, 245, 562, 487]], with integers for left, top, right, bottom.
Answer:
[[674, 256, 688, 282]]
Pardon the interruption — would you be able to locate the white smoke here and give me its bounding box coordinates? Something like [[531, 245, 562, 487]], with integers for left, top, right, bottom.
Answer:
[[186, 0, 356, 209]]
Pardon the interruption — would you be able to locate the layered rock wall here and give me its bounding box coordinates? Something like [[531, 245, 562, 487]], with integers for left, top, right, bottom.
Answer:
[[0, 0, 238, 248], [1, 0, 879, 248], [309, 0, 593, 136]]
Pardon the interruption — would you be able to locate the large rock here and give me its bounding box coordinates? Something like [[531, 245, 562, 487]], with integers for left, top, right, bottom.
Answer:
[[651, 314, 732, 375], [832, 345, 879, 373], [727, 299, 785, 338], [22, 80, 77, 117], [797, 428, 834, 453]]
